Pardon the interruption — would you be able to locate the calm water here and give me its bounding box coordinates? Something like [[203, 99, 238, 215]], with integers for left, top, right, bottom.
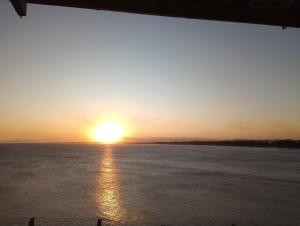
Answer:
[[0, 144, 300, 226]]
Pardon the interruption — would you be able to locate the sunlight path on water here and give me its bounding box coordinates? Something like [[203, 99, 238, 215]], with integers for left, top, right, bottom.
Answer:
[[96, 146, 126, 224]]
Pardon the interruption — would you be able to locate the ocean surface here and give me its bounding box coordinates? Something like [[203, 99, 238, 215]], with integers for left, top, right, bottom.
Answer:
[[0, 144, 299, 226]]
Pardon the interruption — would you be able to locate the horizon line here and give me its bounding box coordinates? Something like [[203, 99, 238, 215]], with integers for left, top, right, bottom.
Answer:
[[1, 138, 299, 145]]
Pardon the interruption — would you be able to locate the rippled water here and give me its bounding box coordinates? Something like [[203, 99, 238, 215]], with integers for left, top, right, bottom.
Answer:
[[0, 144, 300, 226]]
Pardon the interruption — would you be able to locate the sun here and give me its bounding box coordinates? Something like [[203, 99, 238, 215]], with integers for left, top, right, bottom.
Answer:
[[93, 122, 124, 144]]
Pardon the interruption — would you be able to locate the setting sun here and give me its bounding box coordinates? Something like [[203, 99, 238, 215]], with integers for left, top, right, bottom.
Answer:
[[93, 122, 124, 144]]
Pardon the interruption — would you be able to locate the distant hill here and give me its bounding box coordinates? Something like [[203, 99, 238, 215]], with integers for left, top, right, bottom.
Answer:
[[154, 139, 300, 149]]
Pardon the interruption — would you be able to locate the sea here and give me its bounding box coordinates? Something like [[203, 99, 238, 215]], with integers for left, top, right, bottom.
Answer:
[[0, 144, 299, 226]]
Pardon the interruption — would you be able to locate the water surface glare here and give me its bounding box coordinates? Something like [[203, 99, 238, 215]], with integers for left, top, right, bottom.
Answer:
[[0, 144, 299, 226]]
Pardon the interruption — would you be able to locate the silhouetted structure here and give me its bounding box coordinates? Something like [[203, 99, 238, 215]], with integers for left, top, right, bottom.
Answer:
[[28, 218, 34, 226], [10, 0, 300, 28], [96, 219, 102, 226]]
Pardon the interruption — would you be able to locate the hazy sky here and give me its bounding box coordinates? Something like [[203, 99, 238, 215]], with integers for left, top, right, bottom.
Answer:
[[1, 1, 300, 142]]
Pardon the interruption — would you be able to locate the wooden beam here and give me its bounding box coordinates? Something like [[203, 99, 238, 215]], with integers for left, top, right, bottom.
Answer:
[[9, 0, 300, 28], [26, 0, 300, 28], [10, 0, 27, 17]]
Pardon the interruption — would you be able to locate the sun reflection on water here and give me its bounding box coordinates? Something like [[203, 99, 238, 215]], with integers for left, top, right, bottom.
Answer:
[[97, 146, 125, 223]]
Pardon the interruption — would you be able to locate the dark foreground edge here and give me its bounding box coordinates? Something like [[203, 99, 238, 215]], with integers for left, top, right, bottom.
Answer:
[[0, 216, 241, 226], [10, 0, 300, 28]]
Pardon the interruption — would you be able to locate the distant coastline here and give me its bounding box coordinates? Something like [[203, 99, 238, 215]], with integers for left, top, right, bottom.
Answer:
[[152, 139, 300, 149]]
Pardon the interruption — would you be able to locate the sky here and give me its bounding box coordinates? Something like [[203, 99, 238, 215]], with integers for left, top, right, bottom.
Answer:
[[1, 0, 300, 142]]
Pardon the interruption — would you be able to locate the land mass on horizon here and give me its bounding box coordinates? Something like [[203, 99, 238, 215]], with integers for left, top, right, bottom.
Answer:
[[151, 139, 300, 149]]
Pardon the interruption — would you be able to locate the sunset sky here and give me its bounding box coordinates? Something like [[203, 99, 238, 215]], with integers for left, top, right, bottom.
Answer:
[[1, 1, 300, 142]]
